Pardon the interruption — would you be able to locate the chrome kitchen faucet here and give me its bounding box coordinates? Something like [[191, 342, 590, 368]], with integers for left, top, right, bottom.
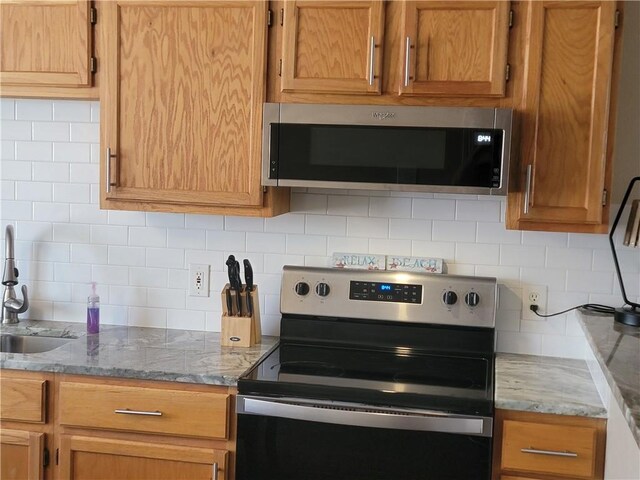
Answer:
[[2, 225, 29, 324]]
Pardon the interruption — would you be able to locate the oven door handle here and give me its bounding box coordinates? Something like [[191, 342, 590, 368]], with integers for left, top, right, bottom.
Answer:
[[237, 396, 492, 437]]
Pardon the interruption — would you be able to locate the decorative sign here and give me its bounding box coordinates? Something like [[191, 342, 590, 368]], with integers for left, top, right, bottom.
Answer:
[[331, 252, 386, 270], [385, 256, 443, 273]]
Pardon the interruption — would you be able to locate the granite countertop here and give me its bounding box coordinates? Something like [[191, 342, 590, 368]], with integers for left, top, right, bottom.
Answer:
[[495, 353, 606, 418], [0, 320, 277, 386], [579, 311, 640, 446]]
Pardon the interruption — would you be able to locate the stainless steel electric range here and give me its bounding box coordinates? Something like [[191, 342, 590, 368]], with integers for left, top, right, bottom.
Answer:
[[237, 266, 498, 480]]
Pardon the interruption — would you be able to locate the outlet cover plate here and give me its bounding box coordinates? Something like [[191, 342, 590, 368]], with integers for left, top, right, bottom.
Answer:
[[522, 284, 548, 321], [189, 264, 210, 297]]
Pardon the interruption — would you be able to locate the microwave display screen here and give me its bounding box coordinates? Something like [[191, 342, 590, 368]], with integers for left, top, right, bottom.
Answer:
[[272, 123, 504, 189], [308, 126, 446, 169]]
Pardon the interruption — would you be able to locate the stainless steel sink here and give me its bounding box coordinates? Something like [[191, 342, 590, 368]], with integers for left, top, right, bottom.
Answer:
[[0, 334, 75, 353]]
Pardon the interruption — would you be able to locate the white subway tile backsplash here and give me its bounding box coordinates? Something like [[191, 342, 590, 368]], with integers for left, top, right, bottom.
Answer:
[[306, 215, 346, 236], [146, 247, 184, 269], [33, 122, 69, 141], [71, 244, 108, 264], [456, 200, 501, 222], [369, 197, 412, 218], [69, 122, 100, 143], [265, 214, 306, 234], [412, 198, 455, 220], [0, 121, 32, 140], [129, 226, 167, 247], [4, 99, 640, 360], [347, 217, 388, 238], [167, 229, 205, 250], [2, 161, 31, 180], [53, 183, 90, 203], [286, 234, 326, 256], [129, 267, 168, 288], [53, 143, 91, 163], [455, 243, 500, 266], [33, 202, 70, 222], [388, 218, 431, 241], [327, 195, 369, 216], [53, 101, 91, 122], [16, 100, 53, 121], [16, 141, 52, 161], [53, 223, 90, 243], [33, 162, 69, 182], [108, 246, 146, 266], [16, 181, 52, 201], [432, 221, 476, 243]]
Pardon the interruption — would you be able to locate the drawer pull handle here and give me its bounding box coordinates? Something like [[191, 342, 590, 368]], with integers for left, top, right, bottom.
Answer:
[[114, 409, 163, 417], [521, 447, 578, 458]]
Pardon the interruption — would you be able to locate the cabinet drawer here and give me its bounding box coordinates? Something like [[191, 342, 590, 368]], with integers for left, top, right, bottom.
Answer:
[[0, 378, 46, 423], [58, 382, 229, 439], [501, 420, 598, 478]]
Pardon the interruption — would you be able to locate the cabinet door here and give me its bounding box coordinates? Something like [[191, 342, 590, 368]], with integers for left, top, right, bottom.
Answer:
[[0, 429, 45, 480], [399, 1, 510, 96], [101, 1, 267, 208], [510, 1, 617, 229], [59, 435, 228, 480], [0, 0, 93, 87], [281, 0, 384, 94]]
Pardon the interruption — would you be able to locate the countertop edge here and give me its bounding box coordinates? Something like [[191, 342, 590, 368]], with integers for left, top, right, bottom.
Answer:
[[579, 316, 640, 448], [495, 399, 607, 419]]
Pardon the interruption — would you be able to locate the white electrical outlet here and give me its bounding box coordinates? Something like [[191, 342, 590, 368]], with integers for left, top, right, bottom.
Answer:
[[522, 284, 548, 321], [189, 264, 210, 297]]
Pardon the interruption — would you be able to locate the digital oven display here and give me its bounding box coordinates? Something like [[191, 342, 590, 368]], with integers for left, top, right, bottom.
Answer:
[[349, 281, 422, 304]]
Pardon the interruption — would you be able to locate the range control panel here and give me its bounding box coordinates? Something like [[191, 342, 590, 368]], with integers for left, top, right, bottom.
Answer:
[[349, 281, 422, 304], [281, 265, 498, 328]]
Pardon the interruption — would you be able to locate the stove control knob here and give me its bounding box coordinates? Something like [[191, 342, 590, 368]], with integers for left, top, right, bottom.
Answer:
[[316, 282, 331, 297], [295, 282, 310, 296], [442, 290, 458, 306], [465, 292, 480, 307]]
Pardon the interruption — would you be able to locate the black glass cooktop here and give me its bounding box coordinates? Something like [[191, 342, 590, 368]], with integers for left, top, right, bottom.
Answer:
[[239, 342, 494, 416]]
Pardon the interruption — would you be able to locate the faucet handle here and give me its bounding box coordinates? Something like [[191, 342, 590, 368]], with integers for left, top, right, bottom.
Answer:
[[4, 285, 28, 314]]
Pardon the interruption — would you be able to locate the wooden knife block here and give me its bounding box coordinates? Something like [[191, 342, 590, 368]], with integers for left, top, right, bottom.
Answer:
[[220, 284, 261, 348]]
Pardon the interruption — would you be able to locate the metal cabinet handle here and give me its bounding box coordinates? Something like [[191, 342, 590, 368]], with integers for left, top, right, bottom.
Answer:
[[369, 36, 376, 86], [521, 447, 578, 458], [523, 164, 532, 214], [404, 36, 412, 87], [114, 408, 162, 416], [212, 462, 219, 480], [106, 147, 117, 193]]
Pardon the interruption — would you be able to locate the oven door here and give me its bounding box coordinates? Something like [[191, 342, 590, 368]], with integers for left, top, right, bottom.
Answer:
[[236, 395, 493, 480]]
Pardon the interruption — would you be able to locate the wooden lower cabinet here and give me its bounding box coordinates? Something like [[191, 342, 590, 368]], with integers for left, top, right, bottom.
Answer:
[[493, 409, 606, 480], [59, 435, 227, 480], [0, 429, 46, 480]]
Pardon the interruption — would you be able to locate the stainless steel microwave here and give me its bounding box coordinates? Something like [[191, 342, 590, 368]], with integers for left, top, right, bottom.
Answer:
[[261, 103, 513, 196]]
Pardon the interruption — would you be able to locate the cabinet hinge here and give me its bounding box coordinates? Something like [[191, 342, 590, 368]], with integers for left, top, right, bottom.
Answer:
[[90, 56, 97, 74], [43, 447, 50, 468], [509, 9, 514, 28], [505, 63, 511, 82], [602, 189, 608, 206], [280, 8, 284, 26], [90, 6, 97, 25], [267, 9, 273, 27], [55, 448, 59, 466], [615, 10, 621, 28], [278, 59, 282, 77], [263, 186, 267, 193]]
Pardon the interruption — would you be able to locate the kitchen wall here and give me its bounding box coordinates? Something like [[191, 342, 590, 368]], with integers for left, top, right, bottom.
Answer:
[[1, 97, 639, 360]]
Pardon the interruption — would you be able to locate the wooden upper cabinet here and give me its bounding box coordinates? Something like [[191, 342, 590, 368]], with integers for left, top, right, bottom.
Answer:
[[281, 1, 385, 94], [0, 0, 93, 88], [101, 1, 268, 210], [398, 1, 510, 97], [508, 1, 618, 231]]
